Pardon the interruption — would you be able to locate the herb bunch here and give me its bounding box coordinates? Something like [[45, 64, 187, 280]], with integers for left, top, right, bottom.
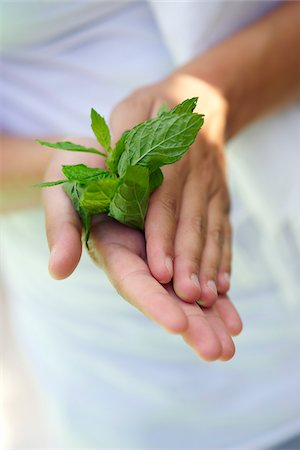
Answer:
[[36, 98, 204, 246]]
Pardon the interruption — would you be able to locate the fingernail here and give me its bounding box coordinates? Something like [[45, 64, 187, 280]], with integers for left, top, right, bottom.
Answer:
[[48, 245, 60, 279], [222, 272, 231, 286], [196, 299, 205, 307], [165, 256, 173, 277], [207, 280, 217, 296], [49, 244, 56, 263], [48, 248, 56, 277], [191, 273, 201, 289]]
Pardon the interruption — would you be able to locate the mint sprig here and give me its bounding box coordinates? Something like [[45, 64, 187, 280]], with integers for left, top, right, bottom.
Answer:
[[35, 139, 107, 158], [35, 99, 204, 246]]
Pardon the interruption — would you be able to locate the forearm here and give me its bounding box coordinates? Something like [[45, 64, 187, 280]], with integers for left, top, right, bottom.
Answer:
[[1, 135, 54, 183], [176, 1, 300, 139], [1, 134, 53, 211]]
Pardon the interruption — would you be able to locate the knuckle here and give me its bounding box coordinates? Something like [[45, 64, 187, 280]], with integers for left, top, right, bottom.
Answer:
[[203, 266, 218, 281], [189, 254, 201, 267], [209, 226, 224, 247], [189, 215, 207, 238], [179, 215, 207, 239], [160, 193, 177, 217], [174, 251, 201, 268]]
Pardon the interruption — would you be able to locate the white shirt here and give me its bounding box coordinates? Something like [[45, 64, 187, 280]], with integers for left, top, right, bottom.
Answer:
[[1, 1, 300, 448]]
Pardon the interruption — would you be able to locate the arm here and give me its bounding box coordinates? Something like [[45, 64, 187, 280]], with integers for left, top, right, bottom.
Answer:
[[176, 1, 300, 139], [0, 134, 53, 211], [105, 2, 300, 308], [42, 2, 300, 360]]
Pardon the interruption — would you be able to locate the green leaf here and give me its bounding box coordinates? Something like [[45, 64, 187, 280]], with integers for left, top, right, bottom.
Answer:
[[62, 164, 112, 183], [169, 97, 199, 115], [35, 139, 106, 158], [123, 112, 204, 173], [109, 166, 149, 230], [117, 147, 130, 177], [35, 99, 205, 237], [79, 178, 120, 214], [63, 182, 91, 246], [90, 108, 111, 151], [32, 180, 67, 187], [63, 182, 81, 211], [149, 168, 163, 194], [157, 102, 168, 117], [33, 165, 113, 190], [106, 130, 129, 174], [63, 176, 119, 246]]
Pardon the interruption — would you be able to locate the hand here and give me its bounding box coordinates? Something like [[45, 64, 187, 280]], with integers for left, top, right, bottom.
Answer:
[[42, 143, 104, 278], [43, 142, 242, 361], [88, 215, 242, 361], [43, 75, 242, 361], [110, 74, 231, 306]]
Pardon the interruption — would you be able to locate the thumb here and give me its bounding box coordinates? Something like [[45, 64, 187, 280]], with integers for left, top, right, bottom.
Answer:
[[109, 90, 154, 143], [43, 139, 104, 279]]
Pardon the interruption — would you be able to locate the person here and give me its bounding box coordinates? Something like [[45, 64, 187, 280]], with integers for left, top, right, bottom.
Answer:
[[1, 1, 300, 448]]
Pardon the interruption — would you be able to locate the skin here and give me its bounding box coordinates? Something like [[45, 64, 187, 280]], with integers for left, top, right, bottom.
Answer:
[[109, 78, 231, 305], [0, 135, 53, 211], [2, 2, 300, 360]]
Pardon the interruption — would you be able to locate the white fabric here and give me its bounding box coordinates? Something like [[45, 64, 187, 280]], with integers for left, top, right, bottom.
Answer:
[[1, 1, 300, 448], [149, 0, 281, 65], [1, 1, 133, 49], [1, 1, 173, 135]]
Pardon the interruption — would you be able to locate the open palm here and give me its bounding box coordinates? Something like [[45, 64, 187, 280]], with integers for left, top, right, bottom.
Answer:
[[89, 216, 242, 361], [43, 142, 241, 362]]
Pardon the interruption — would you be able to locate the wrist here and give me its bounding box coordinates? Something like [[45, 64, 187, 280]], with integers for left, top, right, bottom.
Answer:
[[171, 59, 234, 141], [160, 72, 229, 144], [174, 3, 300, 140]]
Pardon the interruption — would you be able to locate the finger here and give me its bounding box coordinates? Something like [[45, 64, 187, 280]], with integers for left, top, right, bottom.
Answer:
[[172, 168, 207, 302], [198, 193, 227, 307], [173, 298, 223, 361], [109, 92, 152, 142], [199, 304, 236, 361], [145, 165, 182, 284], [217, 220, 232, 294], [214, 296, 243, 337], [183, 314, 223, 361], [43, 149, 103, 279], [43, 167, 82, 280], [91, 219, 188, 334], [172, 288, 237, 361]]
